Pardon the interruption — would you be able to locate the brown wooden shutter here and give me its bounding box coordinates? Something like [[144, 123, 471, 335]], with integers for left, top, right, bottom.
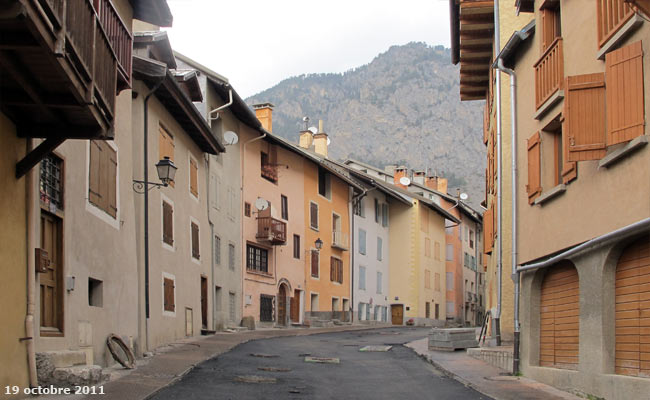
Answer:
[[310, 202, 318, 229], [163, 202, 173, 245], [338, 260, 343, 284], [560, 109, 577, 184], [526, 132, 542, 204], [164, 278, 175, 312], [190, 158, 198, 197], [540, 262, 579, 370], [311, 250, 318, 277], [615, 236, 650, 377], [191, 222, 200, 259], [107, 145, 117, 217], [89, 141, 102, 207], [330, 257, 335, 281], [483, 208, 493, 255], [565, 73, 607, 161], [606, 41, 645, 145]]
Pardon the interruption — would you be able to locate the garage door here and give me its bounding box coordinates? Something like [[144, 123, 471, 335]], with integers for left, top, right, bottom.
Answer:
[[615, 236, 650, 377], [540, 261, 580, 370]]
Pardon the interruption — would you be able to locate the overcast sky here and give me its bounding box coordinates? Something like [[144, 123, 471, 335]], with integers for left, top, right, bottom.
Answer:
[[164, 0, 451, 98]]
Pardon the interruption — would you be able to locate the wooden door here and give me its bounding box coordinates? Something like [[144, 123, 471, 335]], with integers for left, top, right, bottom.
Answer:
[[290, 289, 300, 323], [278, 285, 287, 325], [540, 261, 579, 370], [391, 305, 403, 325], [615, 236, 650, 377], [200, 277, 208, 329], [40, 212, 62, 334]]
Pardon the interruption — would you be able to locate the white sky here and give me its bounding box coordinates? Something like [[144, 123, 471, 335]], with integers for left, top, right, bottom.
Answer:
[[164, 0, 451, 98]]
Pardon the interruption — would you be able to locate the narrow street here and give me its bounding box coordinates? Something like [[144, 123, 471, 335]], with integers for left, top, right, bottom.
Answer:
[[152, 327, 491, 400]]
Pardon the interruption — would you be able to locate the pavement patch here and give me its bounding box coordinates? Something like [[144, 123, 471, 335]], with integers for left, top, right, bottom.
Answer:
[[233, 375, 277, 384], [257, 367, 292, 372], [249, 353, 280, 358], [304, 356, 340, 364], [359, 345, 393, 352]]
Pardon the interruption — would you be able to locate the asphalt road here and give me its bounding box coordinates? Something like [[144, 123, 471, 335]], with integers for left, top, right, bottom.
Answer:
[[152, 327, 492, 400]]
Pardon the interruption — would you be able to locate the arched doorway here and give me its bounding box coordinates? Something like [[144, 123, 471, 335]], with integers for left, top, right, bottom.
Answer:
[[615, 236, 650, 377], [540, 260, 579, 370], [278, 283, 288, 326]]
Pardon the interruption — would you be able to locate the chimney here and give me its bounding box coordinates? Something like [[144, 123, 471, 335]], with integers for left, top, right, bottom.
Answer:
[[394, 166, 409, 189], [425, 175, 448, 194], [253, 102, 274, 132], [313, 119, 328, 158], [413, 170, 426, 185], [384, 164, 397, 176], [299, 116, 313, 149]]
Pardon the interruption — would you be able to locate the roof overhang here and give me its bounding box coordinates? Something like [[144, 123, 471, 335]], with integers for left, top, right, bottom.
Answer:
[[172, 70, 203, 102], [449, 0, 495, 101], [130, 0, 173, 27], [493, 19, 535, 69], [133, 56, 224, 154], [134, 31, 177, 69], [515, 0, 534, 14]]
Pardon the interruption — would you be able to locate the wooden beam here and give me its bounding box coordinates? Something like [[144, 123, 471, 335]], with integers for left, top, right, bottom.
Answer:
[[17, 124, 105, 139], [16, 137, 65, 179]]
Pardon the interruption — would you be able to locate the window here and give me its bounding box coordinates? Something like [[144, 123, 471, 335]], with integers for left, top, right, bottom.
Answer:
[[354, 197, 365, 217], [162, 200, 174, 246], [540, 4, 561, 53], [89, 141, 117, 217], [446, 244, 454, 261], [228, 244, 235, 270], [191, 221, 200, 260], [40, 154, 63, 210], [318, 166, 331, 199], [434, 241, 441, 261], [189, 156, 198, 197], [377, 237, 383, 261], [446, 272, 453, 291], [244, 202, 251, 217], [229, 292, 236, 321], [281, 195, 288, 220], [376, 271, 382, 294], [435, 273, 440, 291], [246, 244, 269, 273], [310, 293, 319, 311], [359, 266, 366, 290], [426, 302, 431, 319], [464, 252, 470, 268], [469, 230, 474, 249], [435, 303, 439, 320], [159, 125, 175, 187], [310, 202, 319, 230], [311, 250, 319, 278], [551, 127, 563, 186], [330, 257, 343, 284], [446, 301, 453, 315], [420, 208, 429, 233], [425, 270, 431, 289], [381, 203, 389, 227], [293, 234, 300, 259], [260, 147, 278, 183], [163, 277, 175, 312], [214, 236, 221, 265], [88, 278, 103, 307], [260, 295, 274, 321], [425, 237, 431, 258], [374, 198, 380, 223], [358, 229, 366, 255], [210, 175, 220, 210]]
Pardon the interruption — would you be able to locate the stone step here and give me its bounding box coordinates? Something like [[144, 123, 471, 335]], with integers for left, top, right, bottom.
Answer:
[[51, 365, 107, 387], [37, 350, 87, 368]]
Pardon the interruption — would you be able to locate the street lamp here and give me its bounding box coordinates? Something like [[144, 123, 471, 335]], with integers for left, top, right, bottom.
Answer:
[[133, 156, 178, 193], [315, 237, 324, 251]]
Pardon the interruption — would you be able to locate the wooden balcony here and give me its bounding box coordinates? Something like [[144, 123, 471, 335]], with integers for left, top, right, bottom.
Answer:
[[0, 0, 124, 177], [261, 164, 278, 183], [332, 231, 349, 251], [256, 216, 286, 245], [534, 37, 564, 110], [597, 0, 635, 48], [94, 0, 133, 90]]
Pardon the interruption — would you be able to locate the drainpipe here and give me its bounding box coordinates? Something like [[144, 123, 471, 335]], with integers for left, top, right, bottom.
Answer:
[[143, 79, 164, 351], [495, 58, 518, 374], [493, 0, 503, 347], [24, 138, 38, 388], [209, 89, 233, 126]]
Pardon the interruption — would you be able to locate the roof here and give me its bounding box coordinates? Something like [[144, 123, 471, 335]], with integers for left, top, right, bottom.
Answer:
[[133, 56, 224, 154], [448, 0, 495, 101], [171, 69, 203, 102], [131, 0, 173, 27], [345, 168, 413, 206], [493, 19, 535, 69], [407, 181, 482, 223], [381, 179, 461, 223], [134, 31, 177, 69], [343, 159, 393, 179]]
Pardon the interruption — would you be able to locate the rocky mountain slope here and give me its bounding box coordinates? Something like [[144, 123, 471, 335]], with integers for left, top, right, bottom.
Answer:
[[246, 42, 485, 205]]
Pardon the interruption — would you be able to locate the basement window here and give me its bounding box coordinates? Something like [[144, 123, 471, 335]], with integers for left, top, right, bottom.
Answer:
[[88, 278, 103, 307]]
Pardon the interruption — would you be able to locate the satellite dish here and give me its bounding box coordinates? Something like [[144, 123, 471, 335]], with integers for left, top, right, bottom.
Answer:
[[254, 197, 269, 211], [223, 131, 239, 145], [308, 126, 318, 134], [326, 137, 331, 146], [460, 193, 469, 201], [399, 177, 411, 186]]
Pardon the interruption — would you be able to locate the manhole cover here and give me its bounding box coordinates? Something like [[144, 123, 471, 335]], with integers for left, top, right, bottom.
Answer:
[[234, 375, 277, 383], [304, 356, 340, 364], [359, 345, 392, 352], [250, 353, 279, 358], [258, 367, 292, 372]]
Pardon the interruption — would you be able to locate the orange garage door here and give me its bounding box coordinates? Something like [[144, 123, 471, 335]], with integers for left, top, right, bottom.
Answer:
[[615, 236, 650, 377], [540, 261, 580, 370]]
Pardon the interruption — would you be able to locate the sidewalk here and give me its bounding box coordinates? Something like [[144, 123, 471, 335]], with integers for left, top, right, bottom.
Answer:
[[406, 338, 581, 400], [60, 324, 389, 400]]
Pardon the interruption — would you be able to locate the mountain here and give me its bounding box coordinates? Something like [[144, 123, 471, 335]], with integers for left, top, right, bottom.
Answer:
[[246, 42, 486, 206]]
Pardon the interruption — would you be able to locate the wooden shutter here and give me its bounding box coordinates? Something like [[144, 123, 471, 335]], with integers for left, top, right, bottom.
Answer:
[[560, 111, 577, 184], [89, 141, 102, 207], [540, 262, 579, 370], [163, 202, 173, 245], [483, 208, 493, 255], [163, 278, 175, 312], [330, 257, 335, 281], [191, 222, 200, 259], [615, 236, 650, 377], [311, 250, 319, 277], [565, 73, 607, 161], [338, 260, 343, 284], [310, 202, 318, 229], [606, 41, 645, 145], [107, 145, 117, 217], [190, 158, 198, 197], [526, 132, 542, 204], [540, 8, 559, 52]]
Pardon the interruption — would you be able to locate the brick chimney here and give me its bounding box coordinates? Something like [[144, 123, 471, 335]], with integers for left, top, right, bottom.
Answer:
[[394, 166, 409, 189], [313, 119, 328, 158], [413, 170, 426, 185], [425, 175, 448, 194], [253, 103, 274, 132]]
